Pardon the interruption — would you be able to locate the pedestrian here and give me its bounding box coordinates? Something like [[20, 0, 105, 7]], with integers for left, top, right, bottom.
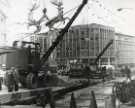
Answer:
[[0, 72, 2, 90], [36, 89, 55, 108]]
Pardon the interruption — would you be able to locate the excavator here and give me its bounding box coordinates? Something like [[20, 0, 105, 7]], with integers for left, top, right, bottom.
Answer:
[[4, 0, 88, 89]]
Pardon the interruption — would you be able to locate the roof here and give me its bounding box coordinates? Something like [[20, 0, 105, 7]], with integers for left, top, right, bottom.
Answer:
[[115, 32, 135, 38], [71, 23, 115, 31], [0, 46, 17, 55]]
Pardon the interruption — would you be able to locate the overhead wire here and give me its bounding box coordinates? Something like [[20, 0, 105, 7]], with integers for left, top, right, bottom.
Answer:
[[86, 0, 129, 32], [15, 4, 79, 41], [18, 0, 93, 38], [15, 0, 121, 41], [47, 1, 80, 29], [91, 0, 126, 23], [63, 5, 79, 15], [55, 4, 80, 28], [86, 2, 111, 26]]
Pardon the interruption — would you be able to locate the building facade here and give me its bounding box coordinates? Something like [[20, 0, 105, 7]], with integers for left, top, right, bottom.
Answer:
[[30, 23, 135, 68], [56, 23, 115, 66], [115, 33, 135, 67]]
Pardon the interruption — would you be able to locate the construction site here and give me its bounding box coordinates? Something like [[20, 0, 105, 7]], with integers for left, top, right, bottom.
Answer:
[[0, 0, 135, 108]]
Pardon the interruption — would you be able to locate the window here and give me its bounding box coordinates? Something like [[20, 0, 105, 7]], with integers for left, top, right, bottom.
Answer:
[[91, 37, 93, 40], [57, 52, 61, 58], [91, 28, 94, 32], [95, 36, 99, 40], [81, 30, 84, 35], [94, 28, 99, 34], [80, 40, 88, 49]]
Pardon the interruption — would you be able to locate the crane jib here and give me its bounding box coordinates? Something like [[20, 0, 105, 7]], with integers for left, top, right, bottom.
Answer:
[[94, 39, 113, 64], [40, 0, 88, 68]]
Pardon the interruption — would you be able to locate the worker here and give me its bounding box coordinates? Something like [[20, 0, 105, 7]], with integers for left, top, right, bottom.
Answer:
[[101, 66, 106, 83], [84, 65, 90, 83], [46, 71, 52, 80], [5, 68, 14, 92], [38, 70, 46, 88], [0, 69, 2, 90], [44, 70, 53, 86], [13, 67, 19, 91], [5, 67, 19, 92], [124, 66, 131, 81]]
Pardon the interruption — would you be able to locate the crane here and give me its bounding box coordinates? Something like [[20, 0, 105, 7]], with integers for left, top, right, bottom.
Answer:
[[94, 39, 113, 64], [25, 0, 88, 89]]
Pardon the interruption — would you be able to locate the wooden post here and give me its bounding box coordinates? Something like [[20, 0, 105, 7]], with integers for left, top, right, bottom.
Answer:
[[36, 89, 55, 108], [70, 93, 77, 108], [49, 89, 55, 108], [89, 91, 98, 108], [105, 94, 116, 108]]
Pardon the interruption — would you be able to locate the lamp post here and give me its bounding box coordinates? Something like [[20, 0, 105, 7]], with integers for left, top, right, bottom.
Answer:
[[117, 8, 133, 12]]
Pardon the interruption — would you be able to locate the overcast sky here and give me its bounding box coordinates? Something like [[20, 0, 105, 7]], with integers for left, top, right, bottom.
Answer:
[[1, 0, 135, 45]]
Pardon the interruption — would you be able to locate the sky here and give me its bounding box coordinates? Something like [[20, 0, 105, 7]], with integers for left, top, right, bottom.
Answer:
[[1, 0, 135, 45]]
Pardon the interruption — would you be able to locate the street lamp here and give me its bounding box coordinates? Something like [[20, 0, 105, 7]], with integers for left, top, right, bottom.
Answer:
[[117, 8, 133, 12]]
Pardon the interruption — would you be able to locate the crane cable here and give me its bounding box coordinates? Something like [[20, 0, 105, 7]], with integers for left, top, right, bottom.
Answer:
[[91, 0, 126, 22], [13, 1, 82, 41]]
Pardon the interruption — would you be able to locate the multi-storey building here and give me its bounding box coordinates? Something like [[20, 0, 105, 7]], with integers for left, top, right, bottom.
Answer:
[[30, 23, 135, 68], [115, 33, 135, 67], [56, 23, 115, 66]]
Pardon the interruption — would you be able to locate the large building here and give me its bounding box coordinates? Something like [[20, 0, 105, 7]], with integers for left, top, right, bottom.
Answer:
[[115, 33, 135, 67], [56, 23, 115, 66], [29, 23, 135, 68]]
